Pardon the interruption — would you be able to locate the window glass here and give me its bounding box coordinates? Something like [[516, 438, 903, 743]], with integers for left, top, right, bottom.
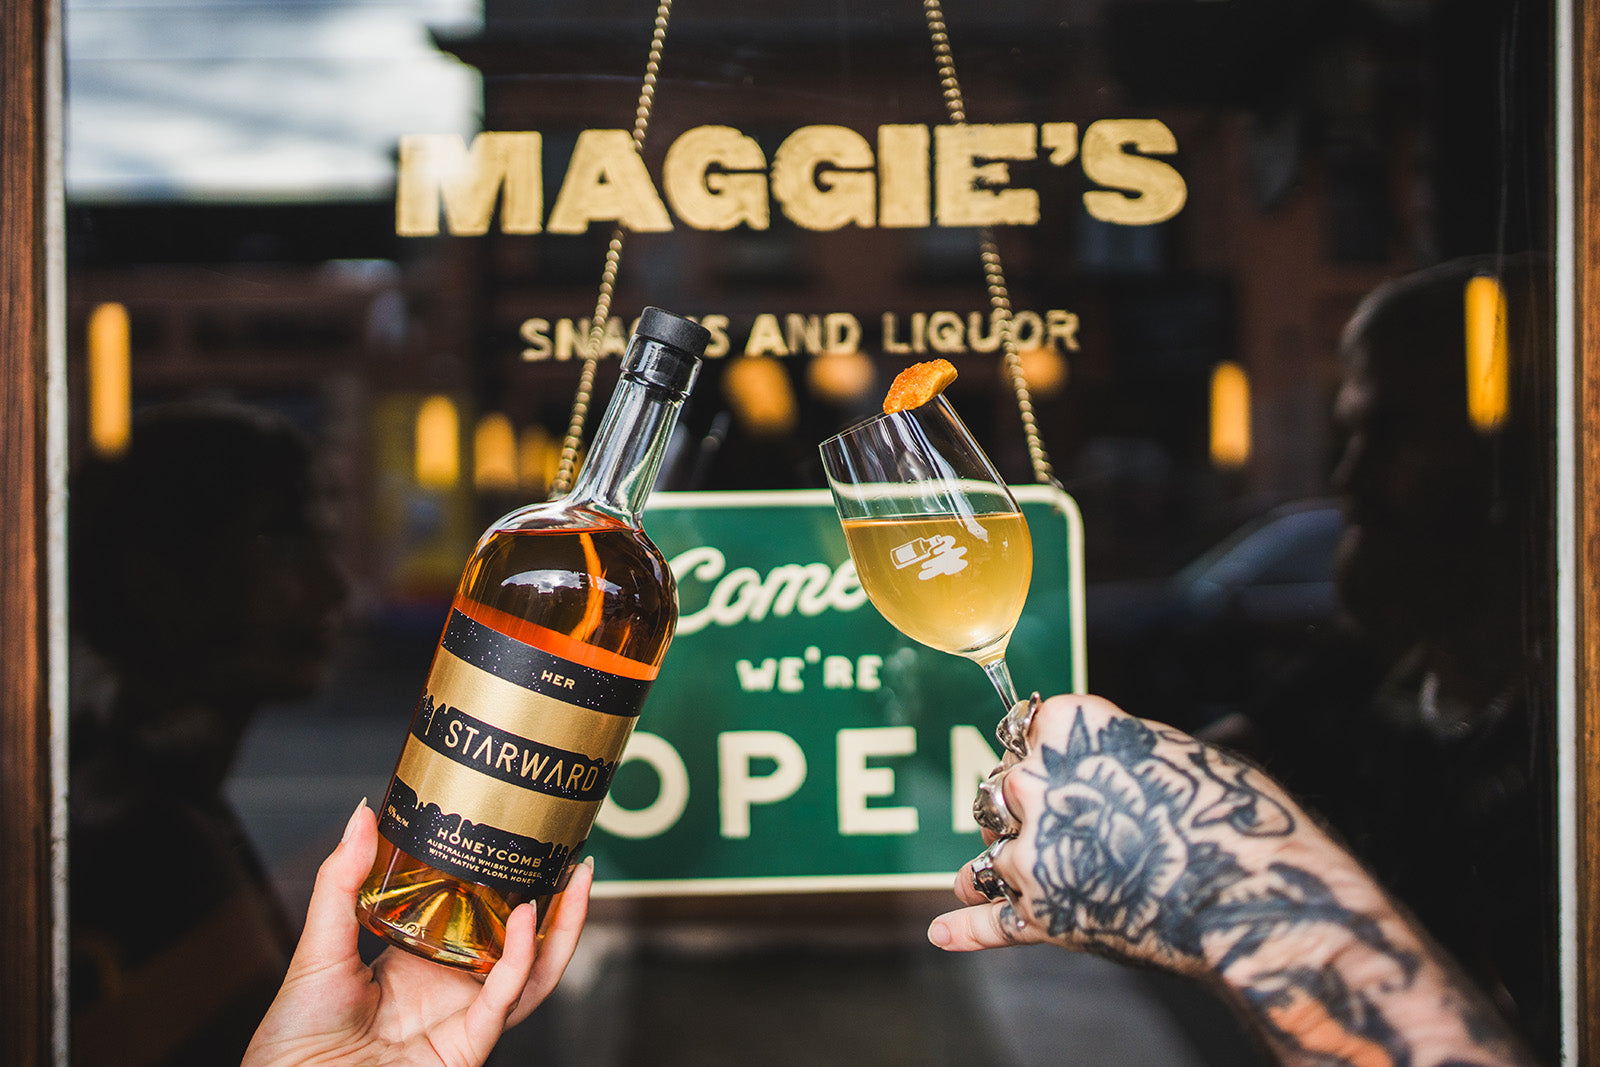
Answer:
[[65, 1, 1558, 1063]]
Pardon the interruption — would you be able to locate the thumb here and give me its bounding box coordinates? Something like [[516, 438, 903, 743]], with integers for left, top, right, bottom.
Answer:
[[928, 899, 1047, 953], [288, 799, 377, 973]]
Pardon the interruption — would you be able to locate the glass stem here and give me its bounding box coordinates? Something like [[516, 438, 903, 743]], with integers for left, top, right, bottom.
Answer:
[[981, 656, 1020, 713]]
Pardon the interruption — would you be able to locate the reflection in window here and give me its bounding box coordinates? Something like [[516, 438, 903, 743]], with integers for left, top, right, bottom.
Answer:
[[62, 1, 1560, 1063]]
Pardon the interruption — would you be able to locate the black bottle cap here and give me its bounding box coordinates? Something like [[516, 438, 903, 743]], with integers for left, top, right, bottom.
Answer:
[[636, 307, 711, 354], [624, 307, 709, 396]]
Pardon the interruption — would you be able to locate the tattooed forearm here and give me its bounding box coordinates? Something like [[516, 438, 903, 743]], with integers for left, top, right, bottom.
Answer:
[[1206, 864, 1419, 977], [1021, 706, 1537, 1066], [1242, 966, 1411, 1066]]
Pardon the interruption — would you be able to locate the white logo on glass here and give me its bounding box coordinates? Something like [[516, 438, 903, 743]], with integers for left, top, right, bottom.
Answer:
[[890, 535, 969, 579]]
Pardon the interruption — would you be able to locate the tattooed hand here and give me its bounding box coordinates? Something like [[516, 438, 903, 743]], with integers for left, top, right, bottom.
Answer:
[[929, 695, 1539, 1067]]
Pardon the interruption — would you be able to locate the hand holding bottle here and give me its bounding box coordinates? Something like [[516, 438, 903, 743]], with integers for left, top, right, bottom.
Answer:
[[359, 308, 707, 972], [243, 801, 592, 1067]]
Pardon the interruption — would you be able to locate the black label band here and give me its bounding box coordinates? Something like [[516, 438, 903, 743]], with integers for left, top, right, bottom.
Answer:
[[378, 777, 578, 896], [378, 609, 652, 895], [411, 695, 617, 802], [440, 609, 652, 714]]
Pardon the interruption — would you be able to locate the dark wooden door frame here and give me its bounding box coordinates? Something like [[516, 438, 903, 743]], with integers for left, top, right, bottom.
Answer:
[[1, 0, 56, 1063], [2, 0, 1597, 1063]]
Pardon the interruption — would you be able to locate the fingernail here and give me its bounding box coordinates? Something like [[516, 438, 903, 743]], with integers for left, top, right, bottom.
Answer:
[[928, 921, 951, 948], [582, 855, 595, 870], [342, 797, 367, 842]]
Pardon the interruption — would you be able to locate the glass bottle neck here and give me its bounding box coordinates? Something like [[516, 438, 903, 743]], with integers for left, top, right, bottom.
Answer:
[[565, 375, 685, 524]]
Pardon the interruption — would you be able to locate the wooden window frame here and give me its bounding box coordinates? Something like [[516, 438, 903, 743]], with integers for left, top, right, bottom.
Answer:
[[1574, 0, 1600, 1058], [2, 0, 59, 1062], [1, 0, 1597, 1061]]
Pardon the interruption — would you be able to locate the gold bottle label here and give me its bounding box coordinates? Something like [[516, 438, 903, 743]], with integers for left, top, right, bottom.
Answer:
[[377, 608, 651, 894]]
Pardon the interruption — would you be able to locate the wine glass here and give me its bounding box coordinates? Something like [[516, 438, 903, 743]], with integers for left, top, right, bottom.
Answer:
[[819, 395, 1032, 712]]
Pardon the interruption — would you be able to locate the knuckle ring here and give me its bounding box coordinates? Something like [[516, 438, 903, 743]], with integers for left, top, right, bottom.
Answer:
[[969, 849, 1006, 901], [997, 692, 1042, 758], [969, 834, 1020, 905], [987, 837, 1027, 918], [972, 767, 1020, 836]]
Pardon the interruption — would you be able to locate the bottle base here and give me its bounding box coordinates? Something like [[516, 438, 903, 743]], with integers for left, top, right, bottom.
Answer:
[[357, 904, 499, 974]]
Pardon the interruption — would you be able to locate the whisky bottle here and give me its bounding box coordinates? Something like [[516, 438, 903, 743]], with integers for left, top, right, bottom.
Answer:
[[357, 308, 708, 971]]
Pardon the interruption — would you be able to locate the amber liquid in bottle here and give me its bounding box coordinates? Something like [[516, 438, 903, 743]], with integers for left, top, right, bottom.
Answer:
[[357, 308, 705, 972], [358, 518, 675, 971]]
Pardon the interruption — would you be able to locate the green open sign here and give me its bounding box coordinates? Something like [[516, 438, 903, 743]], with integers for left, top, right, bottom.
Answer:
[[586, 486, 1085, 897]]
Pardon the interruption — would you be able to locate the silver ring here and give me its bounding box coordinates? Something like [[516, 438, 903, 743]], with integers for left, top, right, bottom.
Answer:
[[997, 692, 1042, 757], [969, 835, 1019, 905], [969, 848, 1007, 901], [972, 765, 1021, 836]]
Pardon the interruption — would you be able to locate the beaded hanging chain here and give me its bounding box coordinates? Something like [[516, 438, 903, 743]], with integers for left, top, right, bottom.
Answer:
[[550, 1, 675, 497], [550, 0, 1059, 493], [922, 0, 1057, 486]]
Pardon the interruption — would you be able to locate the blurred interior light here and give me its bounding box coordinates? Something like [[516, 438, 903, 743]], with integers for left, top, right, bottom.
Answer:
[[519, 425, 572, 493], [88, 302, 131, 456], [415, 394, 461, 489], [1209, 360, 1251, 468], [1011, 347, 1068, 396], [806, 349, 875, 404], [1464, 274, 1509, 432], [474, 412, 519, 491], [724, 356, 798, 436]]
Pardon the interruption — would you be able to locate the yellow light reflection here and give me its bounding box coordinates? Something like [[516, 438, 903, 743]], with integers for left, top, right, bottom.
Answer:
[[415, 394, 460, 489], [519, 425, 565, 493], [1209, 361, 1251, 468], [474, 412, 518, 491], [1464, 274, 1509, 432], [724, 356, 797, 436], [1013, 348, 1068, 396], [806, 350, 875, 403], [88, 302, 131, 456]]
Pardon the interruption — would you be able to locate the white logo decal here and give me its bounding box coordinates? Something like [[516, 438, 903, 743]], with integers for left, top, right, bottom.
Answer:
[[891, 535, 969, 579]]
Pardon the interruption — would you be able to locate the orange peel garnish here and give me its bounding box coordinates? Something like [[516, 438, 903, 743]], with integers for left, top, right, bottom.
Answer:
[[883, 358, 958, 414]]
